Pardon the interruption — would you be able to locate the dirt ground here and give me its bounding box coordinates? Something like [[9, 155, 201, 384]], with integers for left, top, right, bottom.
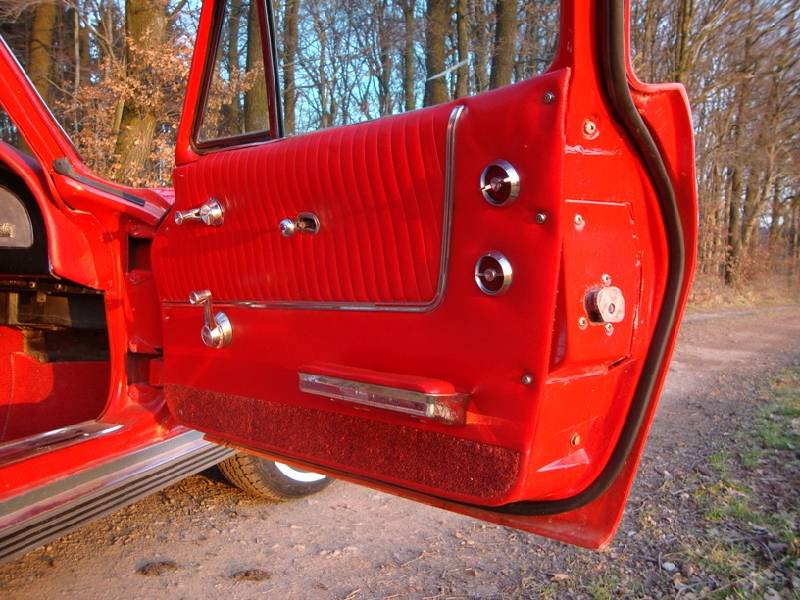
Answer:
[[1, 305, 798, 599]]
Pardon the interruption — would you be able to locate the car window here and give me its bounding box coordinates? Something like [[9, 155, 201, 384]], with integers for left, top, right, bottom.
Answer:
[[271, 1, 560, 136], [0, 106, 29, 156], [196, 0, 274, 145]]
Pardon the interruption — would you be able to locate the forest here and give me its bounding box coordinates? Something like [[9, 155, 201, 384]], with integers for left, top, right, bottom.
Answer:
[[0, 0, 798, 294]]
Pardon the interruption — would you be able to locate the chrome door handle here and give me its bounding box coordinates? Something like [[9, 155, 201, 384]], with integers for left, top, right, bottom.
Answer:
[[189, 290, 232, 349], [279, 212, 320, 237], [174, 199, 224, 226]]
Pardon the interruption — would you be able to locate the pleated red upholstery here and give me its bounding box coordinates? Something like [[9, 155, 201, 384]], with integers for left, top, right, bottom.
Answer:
[[153, 105, 452, 304]]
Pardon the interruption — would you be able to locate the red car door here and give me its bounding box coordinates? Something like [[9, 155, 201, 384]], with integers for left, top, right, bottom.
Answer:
[[151, 0, 698, 549]]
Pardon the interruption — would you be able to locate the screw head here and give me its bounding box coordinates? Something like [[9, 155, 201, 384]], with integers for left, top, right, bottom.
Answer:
[[605, 323, 615, 336], [578, 316, 589, 330], [570, 433, 582, 446], [521, 374, 533, 385], [601, 273, 612, 286], [574, 214, 585, 229], [535, 212, 547, 224], [582, 119, 598, 138], [543, 91, 556, 104]]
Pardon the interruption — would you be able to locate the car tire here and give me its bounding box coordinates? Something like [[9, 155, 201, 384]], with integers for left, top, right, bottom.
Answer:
[[219, 454, 332, 501]]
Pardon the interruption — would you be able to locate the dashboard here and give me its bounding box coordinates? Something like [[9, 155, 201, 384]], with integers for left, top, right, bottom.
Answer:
[[0, 180, 49, 276]]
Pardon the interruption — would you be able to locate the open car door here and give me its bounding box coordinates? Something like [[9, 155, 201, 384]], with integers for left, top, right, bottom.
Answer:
[[151, 0, 697, 549]]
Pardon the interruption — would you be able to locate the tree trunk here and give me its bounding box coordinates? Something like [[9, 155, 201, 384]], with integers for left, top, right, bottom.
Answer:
[[423, 0, 449, 107], [725, 169, 744, 285], [722, 0, 757, 285], [401, 0, 416, 111], [79, 1, 91, 81], [454, 0, 469, 98], [244, 0, 268, 132], [377, 0, 393, 116], [470, 0, 489, 93], [282, 0, 300, 134], [767, 181, 783, 261], [114, 0, 168, 185], [673, 0, 694, 84], [28, 0, 57, 104], [224, 0, 242, 134], [489, 0, 516, 89]]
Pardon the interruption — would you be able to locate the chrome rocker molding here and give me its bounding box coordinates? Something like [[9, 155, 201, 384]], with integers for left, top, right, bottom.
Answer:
[[0, 430, 233, 564], [0, 421, 123, 466], [166, 103, 466, 314]]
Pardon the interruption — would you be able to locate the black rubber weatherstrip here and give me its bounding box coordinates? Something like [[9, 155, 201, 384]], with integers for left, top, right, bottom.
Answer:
[[483, 0, 688, 516], [52, 157, 147, 207]]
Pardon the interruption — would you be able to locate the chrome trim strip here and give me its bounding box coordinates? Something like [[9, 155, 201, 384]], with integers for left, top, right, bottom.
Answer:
[[0, 430, 233, 564], [0, 421, 123, 466], [164, 103, 466, 314], [298, 372, 468, 425]]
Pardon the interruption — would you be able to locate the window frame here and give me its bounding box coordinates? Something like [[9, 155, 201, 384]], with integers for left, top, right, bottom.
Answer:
[[191, 0, 283, 152]]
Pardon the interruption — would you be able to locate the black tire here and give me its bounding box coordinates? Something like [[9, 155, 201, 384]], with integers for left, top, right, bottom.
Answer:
[[218, 454, 332, 501]]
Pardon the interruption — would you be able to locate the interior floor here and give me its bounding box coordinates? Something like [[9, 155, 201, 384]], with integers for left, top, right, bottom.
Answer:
[[0, 326, 109, 442]]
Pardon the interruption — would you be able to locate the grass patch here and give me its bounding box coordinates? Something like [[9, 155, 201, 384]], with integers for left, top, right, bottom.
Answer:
[[755, 369, 800, 451], [683, 366, 800, 596], [708, 451, 731, 474], [584, 576, 620, 600], [738, 448, 761, 468]]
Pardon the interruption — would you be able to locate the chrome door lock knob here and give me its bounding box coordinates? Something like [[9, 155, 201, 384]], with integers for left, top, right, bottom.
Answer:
[[189, 290, 232, 349], [174, 199, 225, 226], [279, 218, 297, 237]]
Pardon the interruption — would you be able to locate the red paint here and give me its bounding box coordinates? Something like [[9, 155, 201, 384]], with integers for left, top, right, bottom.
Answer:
[[0, 0, 696, 551]]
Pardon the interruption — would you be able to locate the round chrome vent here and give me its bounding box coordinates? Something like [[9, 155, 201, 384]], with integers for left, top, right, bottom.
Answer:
[[474, 251, 513, 296], [480, 160, 520, 206]]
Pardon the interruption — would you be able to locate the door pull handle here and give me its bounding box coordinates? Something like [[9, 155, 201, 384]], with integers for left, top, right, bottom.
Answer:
[[174, 199, 225, 226]]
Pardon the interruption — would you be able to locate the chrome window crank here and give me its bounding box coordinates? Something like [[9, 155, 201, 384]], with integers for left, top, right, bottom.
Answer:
[[189, 290, 232, 349], [174, 199, 224, 226]]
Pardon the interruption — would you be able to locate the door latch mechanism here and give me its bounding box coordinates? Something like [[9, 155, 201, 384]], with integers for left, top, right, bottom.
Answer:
[[189, 290, 232, 349], [174, 199, 224, 226]]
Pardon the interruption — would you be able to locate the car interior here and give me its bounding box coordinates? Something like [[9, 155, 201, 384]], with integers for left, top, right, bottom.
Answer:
[[0, 163, 111, 444]]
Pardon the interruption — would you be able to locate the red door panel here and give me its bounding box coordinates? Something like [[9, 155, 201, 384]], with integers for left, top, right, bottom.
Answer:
[[159, 105, 453, 306], [152, 0, 698, 549], [154, 72, 571, 506]]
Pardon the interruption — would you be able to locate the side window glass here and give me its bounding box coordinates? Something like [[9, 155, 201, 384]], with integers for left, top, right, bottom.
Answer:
[[271, 1, 560, 136], [0, 106, 30, 156], [196, 0, 272, 144]]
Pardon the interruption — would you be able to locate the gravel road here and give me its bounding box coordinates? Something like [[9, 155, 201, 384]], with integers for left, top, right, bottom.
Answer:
[[1, 305, 799, 599]]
